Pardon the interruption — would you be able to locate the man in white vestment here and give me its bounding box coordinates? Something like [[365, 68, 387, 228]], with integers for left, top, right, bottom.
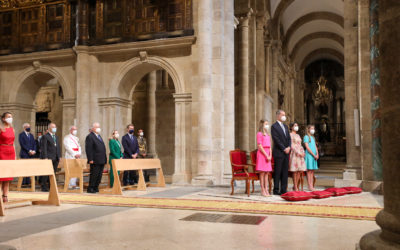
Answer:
[[63, 125, 82, 189]]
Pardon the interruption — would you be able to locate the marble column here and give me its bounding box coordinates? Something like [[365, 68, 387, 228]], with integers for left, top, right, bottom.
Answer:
[[237, 10, 252, 152], [192, 0, 214, 185], [223, 0, 235, 183], [74, 46, 90, 154], [343, 0, 361, 176], [359, 1, 400, 249], [147, 71, 157, 157], [172, 93, 192, 184]]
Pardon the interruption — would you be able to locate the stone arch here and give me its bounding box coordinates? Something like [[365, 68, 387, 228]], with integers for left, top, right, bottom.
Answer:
[[300, 48, 344, 70], [283, 12, 344, 47], [290, 32, 344, 59], [110, 55, 184, 100], [272, 0, 295, 39], [10, 65, 73, 103]]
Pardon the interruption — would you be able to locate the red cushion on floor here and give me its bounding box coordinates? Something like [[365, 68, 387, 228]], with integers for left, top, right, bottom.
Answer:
[[310, 191, 333, 199], [324, 187, 348, 196], [233, 172, 259, 178], [343, 186, 363, 194], [281, 191, 313, 201]]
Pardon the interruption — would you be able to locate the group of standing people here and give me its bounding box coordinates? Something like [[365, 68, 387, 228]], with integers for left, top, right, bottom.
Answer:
[[0, 111, 149, 202], [255, 110, 319, 196]]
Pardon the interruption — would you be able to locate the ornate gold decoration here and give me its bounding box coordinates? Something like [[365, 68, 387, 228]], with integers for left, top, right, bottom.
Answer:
[[312, 76, 333, 103]]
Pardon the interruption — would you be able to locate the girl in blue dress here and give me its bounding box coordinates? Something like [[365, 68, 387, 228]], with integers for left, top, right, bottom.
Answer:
[[304, 125, 319, 191]]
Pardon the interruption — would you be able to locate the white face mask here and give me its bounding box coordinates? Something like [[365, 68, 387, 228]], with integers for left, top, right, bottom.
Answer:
[[51, 127, 57, 133], [114, 133, 119, 138], [139, 132, 144, 137], [72, 130, 77, 136], [264, 125, 269, 130], [5, 117, 12, 124], [294, 126, 299, 132], [281, 116, 287, 122], [310, 129, 315, 135], [95, 128, 101, 134]]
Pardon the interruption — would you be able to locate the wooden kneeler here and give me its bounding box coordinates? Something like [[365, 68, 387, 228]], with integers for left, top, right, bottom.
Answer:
[[100, 159, 166, 195], [62, 159, 88, 193], [0, 159, 60, 216]]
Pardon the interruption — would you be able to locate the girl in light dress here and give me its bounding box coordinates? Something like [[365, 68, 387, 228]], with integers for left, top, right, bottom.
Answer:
[[304, 125, 319, 191], [255, 120, 273, 196], [289, 123, 306, 191]]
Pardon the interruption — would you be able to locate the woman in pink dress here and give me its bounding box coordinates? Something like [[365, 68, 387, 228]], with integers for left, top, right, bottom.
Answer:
[[256, 120, 272, 196], [0, 112, 15, 203], [289, 122, 306, 191]]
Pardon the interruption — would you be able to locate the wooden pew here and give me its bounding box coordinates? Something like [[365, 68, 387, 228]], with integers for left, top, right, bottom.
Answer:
[[61, 159, 89, 193], [100, 159, 165, 195], [16, 176, 35, 192], [0, 159, 60, 216]]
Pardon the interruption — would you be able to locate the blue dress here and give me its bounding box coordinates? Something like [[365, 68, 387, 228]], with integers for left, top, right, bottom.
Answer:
[[304, 135, 318, 170]]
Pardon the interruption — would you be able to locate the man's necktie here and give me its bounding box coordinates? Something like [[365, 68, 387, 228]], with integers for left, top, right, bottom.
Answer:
[[52, 135, 56, 145], [97, 135, 102, 142], [281, 124, 286, 136]]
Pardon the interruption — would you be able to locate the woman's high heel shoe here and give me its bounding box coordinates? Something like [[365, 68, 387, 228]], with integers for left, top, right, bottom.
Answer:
[[2, 195, 8, 203]]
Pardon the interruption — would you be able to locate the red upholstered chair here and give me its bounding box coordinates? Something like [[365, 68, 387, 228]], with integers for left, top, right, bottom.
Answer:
[[230, 149, 259, 197], [249, 150, 274, 194]]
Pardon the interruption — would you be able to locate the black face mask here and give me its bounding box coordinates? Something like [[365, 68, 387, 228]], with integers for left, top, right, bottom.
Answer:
[[129, 129, 134, 134], [26, 127, 31, 132]]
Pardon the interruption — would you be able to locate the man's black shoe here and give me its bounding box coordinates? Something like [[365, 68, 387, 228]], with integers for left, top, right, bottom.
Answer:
[[41, 186, 49, 192], [87, 188, 96, 193]]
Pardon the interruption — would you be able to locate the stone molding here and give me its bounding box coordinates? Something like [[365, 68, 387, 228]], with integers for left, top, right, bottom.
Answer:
[[98, 97, 132, 108], [60, 98, 76, 108], [0, 102, 36, 112], [0, 49, 75, 65], [173, 93, 192, 103]]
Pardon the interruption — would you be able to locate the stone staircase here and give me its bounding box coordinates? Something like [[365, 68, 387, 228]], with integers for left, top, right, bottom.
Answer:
[[314, 157, 346, 187]]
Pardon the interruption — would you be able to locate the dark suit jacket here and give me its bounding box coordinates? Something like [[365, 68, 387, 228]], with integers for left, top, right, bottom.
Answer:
[[85, 132, 107, 165], [122, 134, 140, 159], [40, 133, 61, 161], [271, 121, 291, 158], [19, 132, 36, 158]]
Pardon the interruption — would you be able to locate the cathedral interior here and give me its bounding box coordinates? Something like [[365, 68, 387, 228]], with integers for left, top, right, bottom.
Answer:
[[0, 0, 399, 249]]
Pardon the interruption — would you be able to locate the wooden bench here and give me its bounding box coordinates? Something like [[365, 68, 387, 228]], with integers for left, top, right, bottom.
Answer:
[[61, 159, 89, 193], [0, 159, 60, 216], [100, 158, 165, 195]]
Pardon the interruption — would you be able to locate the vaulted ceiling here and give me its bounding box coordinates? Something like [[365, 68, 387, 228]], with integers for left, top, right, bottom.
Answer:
[[269, 0, 344, 69]]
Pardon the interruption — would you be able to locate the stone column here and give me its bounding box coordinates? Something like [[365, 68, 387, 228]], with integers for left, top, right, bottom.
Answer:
[[343, 0, 361, 176], [75, 0, 89, 46], [172, 93, 192, 184], [192, 0, 214, 185], [61, 98, 76, 150], [223, 0, 235, 183], [271, 41, 281, 112], [359, 1, 400, 249], [162, 70, 169, 89], [237, 10, 252, 152], [74, 46, 91, 154], [147, 70, 157, 157], [256, 15, 267, 123]]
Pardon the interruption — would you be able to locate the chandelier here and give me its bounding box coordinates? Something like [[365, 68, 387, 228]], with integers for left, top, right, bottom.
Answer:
[[312, 76, 333, 103]]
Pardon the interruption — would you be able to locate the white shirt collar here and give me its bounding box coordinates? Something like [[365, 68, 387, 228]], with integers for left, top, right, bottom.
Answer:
[[277, 120, 283, 126]]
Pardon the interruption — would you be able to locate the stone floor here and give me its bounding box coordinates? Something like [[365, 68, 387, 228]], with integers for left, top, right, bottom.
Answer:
[[0, 185, 382, 250]]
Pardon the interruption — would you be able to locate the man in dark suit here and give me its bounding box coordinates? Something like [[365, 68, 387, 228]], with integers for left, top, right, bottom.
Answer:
[[19, 123, 37, 185], [40, 123, 61, 192], [271, 110, 291, 195], [85, 122, 107, 193], [35, 131, 43, 159], [122, 124, 140, 185]]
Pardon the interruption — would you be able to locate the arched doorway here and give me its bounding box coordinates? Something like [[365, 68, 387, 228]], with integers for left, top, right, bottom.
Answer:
[[104, 56, 191, 184], [8, 67, 74, 156]]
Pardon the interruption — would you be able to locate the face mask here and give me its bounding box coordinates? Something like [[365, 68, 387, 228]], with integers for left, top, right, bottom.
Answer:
[[264, 125, 269, 130], [5, 117, 12, 124], [26, 127, 31, 132], [95, 128, 101, 134], [72, 130, 77, 136], [51, 128, 57, 133], [114, 133, 119, 138], [281, 116, 287, 122], [129, 129, 134, 134], [294, 126, 299, 132], [139, 132, 144, 137], [310, 129, 315, 135]]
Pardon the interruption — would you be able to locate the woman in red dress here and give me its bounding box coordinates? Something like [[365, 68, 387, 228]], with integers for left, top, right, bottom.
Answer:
[[0, 112, 15, 203]]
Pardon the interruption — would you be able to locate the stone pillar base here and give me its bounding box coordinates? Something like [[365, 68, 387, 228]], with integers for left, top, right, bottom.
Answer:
[[361, 181, 383, 193], [335, 169, 362, 187], [191, 176, 215, 186], [358, 230, 400, 250], [172, 173, 191, 185], [221, 174, 233, 185]]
